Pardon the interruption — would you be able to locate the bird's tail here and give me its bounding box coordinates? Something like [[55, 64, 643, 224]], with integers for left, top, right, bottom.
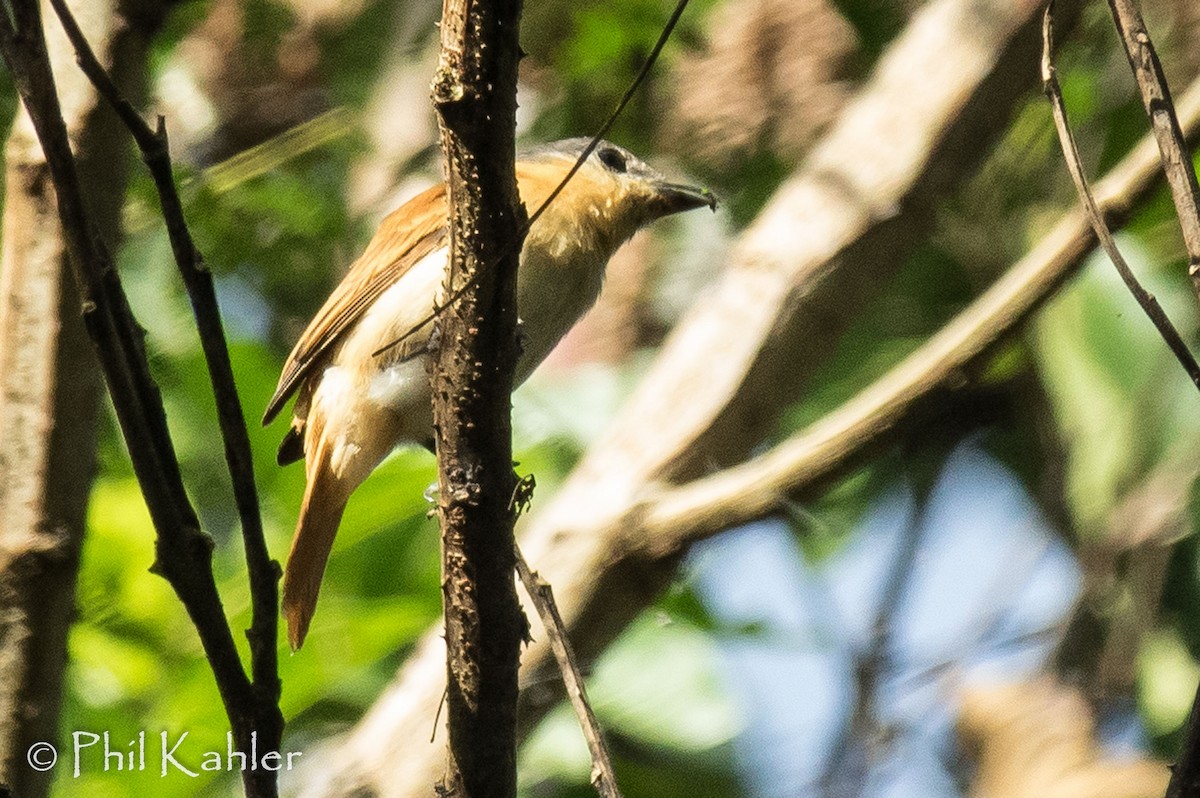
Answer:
[[282, 444, 349, 650]]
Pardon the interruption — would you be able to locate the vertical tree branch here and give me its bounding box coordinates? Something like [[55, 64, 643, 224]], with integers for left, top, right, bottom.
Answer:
[[430, 0, 526, 794]]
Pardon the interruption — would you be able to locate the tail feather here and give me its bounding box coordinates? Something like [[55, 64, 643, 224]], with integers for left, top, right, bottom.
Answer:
[[276, 421, 305, 466], [283, 456, 349, 650]]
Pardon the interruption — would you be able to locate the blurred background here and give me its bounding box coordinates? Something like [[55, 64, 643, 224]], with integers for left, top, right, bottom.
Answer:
[[10, 0, 1200, 795]]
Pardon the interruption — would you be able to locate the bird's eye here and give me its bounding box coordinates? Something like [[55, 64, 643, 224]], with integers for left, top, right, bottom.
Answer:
[[597, 146, 628, 173]]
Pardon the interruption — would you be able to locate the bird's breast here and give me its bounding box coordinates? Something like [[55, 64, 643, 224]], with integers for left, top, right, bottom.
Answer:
[[512, 232, 608, 379]]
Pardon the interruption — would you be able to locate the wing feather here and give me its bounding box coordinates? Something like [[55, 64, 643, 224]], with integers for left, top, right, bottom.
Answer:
[[263, 183, 449, 425]]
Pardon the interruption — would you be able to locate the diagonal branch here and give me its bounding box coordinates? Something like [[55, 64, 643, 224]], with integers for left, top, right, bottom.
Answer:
[[1106, 0, 1200, 303], [515, 547, 621, 798], [1040, 2, 1200, 392], [637, 75, 1200, 551], [47, 0, 282, 719]]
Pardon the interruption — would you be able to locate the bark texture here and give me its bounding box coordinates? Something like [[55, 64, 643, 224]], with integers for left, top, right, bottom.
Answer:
[[429, 0, 526, 794]]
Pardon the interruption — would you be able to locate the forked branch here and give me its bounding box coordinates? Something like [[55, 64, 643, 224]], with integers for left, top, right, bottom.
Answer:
[[47, 0, 282, 712]]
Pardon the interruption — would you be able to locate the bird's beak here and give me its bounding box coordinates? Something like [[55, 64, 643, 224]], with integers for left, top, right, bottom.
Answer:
[[652, 181, 718, 217]]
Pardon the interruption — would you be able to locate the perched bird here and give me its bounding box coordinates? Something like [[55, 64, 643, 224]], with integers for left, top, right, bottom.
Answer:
[[264, 138, 716, 649]]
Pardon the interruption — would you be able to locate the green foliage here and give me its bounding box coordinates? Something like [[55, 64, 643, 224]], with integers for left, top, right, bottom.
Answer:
[[524, 0, 717, 150], [1034, 233, 1200, 534], [829, 0, 906, 65]]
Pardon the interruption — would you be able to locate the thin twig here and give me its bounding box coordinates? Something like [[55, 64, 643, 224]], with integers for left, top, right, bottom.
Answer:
[[820, 501, 927, 793], [48, 0, 282, 713], [372, 0, 695, 359], [515, 547, 622, 798], [1041, 2, 1200, 393], [1106, 0, 1200, 302]]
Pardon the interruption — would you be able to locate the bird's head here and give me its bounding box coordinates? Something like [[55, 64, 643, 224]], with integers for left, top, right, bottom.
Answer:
[[516, 138, 716, 257]]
